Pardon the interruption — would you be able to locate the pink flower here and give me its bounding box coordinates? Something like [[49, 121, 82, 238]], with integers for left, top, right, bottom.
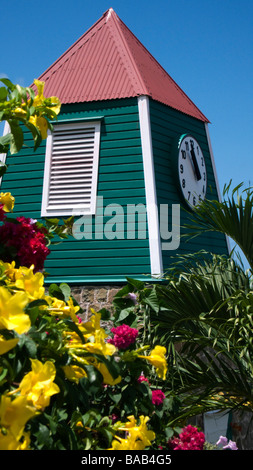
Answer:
[[216, 436, 229, 447], [108, 324, 138, 349], [168, 425, 205, 450], [125, 293, 138, 304], [216, 436, 238, 450], [137, 374, 150, 385], [151, 389, 165, 406]]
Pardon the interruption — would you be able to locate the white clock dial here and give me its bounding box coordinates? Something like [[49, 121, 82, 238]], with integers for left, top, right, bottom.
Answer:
[[177, 134, 207, 208]]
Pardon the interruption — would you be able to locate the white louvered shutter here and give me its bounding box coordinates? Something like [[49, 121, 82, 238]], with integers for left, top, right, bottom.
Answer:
[[41, 121, 101, 216]]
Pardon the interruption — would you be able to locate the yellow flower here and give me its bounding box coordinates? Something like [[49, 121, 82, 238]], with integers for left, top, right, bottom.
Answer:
[[33, 79, 45, 107], [47, 96, 61, 115], [62, 365, 87, 383], [63, 326, 88, 349], [47, 296, 80, 322], [0, 261, 19, 282], [0, 192, 15, 212], [95, 361, 121, 385], [110, 434, 145, 450], [78, 310, 116, 355], [86, 357, 121, 385], [0, 430, 31, 450], [13, 107, 27, 119], [0, 335, 19, 355], [19, 359, 60, 409], [119, 415, 155, 448], [0, 286, 30, 334], [29, 115, 49, 139], [138, 345, 167, 380], [64, 310, 116, 356], [33, 79, 61, 115], [14, 267, 45, 300], [0, 394, 37, 441], [110, 415, 155, 450], [84, 309, 102, 333], [83, 328, 116, 356]]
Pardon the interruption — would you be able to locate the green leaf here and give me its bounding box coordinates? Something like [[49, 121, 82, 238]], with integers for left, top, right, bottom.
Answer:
[[118, 306, 135, 322], [16, 84, 28, 103], [0, 162, 7, 177], [18, 334, 37, 357], [59, 283, 71, 302], [8, 120, 24, 154], [81, 366, 103, 394], [142, 287, 160, 313], [48, 283, 65, 301], [0, 86, 8, 101], [0, 78, 15, 91], [126, 277, 145, 291]]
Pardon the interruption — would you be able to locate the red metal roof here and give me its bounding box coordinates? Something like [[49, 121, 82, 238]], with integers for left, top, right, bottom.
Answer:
[[36, 8, 208, 122]]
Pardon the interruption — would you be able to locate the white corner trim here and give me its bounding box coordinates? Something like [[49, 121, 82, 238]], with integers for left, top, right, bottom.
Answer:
[[205, 122, 231, 254], [138, 95, 163, 277], [205, 123, 222, 202], [0, 121, 10, 187]]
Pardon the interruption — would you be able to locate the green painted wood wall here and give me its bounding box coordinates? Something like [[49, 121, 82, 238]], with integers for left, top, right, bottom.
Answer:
[[1, 96, 228, 285], [149, 98, 228, 273], [1, 98, 151, 284]]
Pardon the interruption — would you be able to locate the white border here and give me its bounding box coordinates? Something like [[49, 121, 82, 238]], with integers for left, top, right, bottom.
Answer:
[[138, 95, 163, 277]]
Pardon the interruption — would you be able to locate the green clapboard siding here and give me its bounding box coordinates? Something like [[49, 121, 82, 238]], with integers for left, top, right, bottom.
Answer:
[[1, 96, 229, 285], [1, 98, 152, 283], [149, 99, 229, 271]]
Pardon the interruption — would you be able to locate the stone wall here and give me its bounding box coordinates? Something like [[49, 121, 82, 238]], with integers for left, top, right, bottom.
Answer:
[[71, 285, 121, 321]]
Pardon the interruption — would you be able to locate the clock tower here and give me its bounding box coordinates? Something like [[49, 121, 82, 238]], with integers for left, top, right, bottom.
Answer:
[[0, 8, 229, 289]]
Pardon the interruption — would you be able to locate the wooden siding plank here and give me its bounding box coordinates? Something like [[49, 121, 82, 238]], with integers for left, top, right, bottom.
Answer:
[[44, 265, 151, 275]]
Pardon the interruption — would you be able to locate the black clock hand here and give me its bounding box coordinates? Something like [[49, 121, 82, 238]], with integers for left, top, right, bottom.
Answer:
[[190, 141, 201, 181]]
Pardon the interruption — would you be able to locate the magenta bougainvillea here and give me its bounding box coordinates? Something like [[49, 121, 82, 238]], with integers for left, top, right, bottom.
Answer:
[[108, 324, 139, 349], [0, 216, 50, 272], [151, 389, 165, 406], [168, 425, 205, 450]]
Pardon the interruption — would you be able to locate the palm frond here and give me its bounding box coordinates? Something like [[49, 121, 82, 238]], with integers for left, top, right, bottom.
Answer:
[[183, 182, 253, 271]]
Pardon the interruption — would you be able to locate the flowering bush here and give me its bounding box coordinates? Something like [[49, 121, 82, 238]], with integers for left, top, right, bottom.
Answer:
[[0, 258, 172, 449], [0, 78, 61, 155]]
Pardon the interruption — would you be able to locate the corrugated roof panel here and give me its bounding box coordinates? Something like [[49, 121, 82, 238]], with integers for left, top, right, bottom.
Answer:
[[34, 8, 208, 122]]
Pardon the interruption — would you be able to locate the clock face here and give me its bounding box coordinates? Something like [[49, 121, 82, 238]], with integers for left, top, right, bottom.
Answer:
[[177, 134, 207, 208]]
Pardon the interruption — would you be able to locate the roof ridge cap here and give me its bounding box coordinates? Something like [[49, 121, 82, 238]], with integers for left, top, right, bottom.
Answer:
[[107, 10, 148, 95]]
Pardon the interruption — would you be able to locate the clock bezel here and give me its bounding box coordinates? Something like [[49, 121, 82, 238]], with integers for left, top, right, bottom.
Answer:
[[172, 133, 207, 209]]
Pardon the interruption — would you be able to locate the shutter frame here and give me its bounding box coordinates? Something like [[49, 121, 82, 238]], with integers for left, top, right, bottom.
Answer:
[[41, 121, 101, 217]]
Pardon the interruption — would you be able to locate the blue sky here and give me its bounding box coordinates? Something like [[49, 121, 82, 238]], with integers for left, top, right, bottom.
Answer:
[[1, 0, 252, 193], [1, 0, 252, 265]]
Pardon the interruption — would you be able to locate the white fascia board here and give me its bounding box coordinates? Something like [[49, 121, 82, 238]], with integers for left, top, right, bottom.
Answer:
[[138, 95, 163, 277], [205, 122, 231, 254], [0, 122, 10, 187]]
